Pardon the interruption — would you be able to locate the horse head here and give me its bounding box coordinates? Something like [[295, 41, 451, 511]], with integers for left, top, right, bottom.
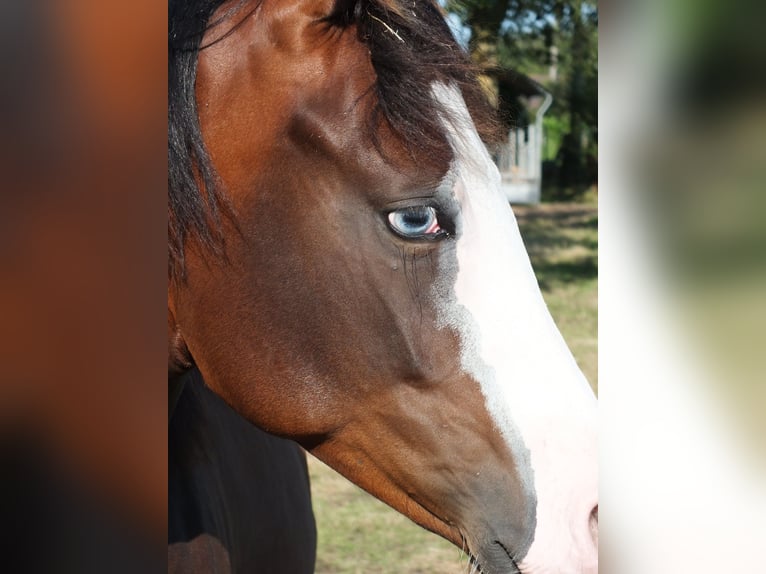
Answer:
[[169, 1, 597, 572]]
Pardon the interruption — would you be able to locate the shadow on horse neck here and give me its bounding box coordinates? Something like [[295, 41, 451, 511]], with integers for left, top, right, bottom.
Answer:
[[169, 1, 597, 573]]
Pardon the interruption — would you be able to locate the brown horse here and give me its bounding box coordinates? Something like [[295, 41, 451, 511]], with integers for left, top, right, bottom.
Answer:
[[168, 1, 597, 573]]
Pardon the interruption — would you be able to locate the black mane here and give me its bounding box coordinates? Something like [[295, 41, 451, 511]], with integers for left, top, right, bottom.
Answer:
[[168, 0, 496, 281]]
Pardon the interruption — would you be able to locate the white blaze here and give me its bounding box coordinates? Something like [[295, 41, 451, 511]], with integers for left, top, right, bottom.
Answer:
[[433, 84, 598, 574]]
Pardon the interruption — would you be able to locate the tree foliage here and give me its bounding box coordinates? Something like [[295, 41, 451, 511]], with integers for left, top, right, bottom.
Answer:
[[447, 0, 598, 196]]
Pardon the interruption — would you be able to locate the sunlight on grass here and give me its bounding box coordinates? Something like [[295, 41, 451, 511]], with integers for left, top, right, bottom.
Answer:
[[310, 457, 468, 574]]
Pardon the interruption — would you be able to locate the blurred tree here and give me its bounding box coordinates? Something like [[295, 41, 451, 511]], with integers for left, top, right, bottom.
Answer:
[[446, 0, 598, 197]]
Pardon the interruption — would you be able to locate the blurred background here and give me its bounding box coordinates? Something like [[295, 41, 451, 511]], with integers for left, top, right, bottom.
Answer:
[[600, 0, 766, 572], [1, 1, 165, 572], [1, 0, 764, 572]]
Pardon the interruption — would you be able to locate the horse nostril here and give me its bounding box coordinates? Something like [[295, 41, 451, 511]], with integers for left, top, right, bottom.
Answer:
[[589, 504, 598, 545]]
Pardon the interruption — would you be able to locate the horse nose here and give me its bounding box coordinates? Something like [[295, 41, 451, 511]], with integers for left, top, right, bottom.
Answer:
[[590, 504, 598, 546], [580, 503, 599, 574], [555, 500, 599, 574], [575, 502, 599, 574], [516, 418, 598, 574], [564, 495, 598, 573], [577, 487, 599, 573]]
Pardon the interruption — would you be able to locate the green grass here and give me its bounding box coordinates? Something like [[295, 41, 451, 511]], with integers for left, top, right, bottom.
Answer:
[[310, 202, 598, 572], [310, 458, 465, 574]]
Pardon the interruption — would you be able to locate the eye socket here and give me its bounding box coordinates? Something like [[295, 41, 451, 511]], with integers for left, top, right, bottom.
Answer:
[[387, 206, 444, 239]]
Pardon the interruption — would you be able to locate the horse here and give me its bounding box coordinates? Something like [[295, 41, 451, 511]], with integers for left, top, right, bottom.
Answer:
[[168, 1, 598, 573], [169, 368, 316, 573]]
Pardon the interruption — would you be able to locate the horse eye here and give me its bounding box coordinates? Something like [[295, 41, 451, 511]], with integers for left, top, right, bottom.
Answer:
[[387, 206, 443, 239]]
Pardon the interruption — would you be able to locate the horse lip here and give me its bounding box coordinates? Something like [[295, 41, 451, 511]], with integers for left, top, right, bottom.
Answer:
[[466, 538, 525, 574], [494, 539, 520, 568], [469, 540, 521, 574]]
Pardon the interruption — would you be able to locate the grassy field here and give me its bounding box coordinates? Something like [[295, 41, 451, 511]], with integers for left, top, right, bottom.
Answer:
[[309, 201, 598, 573]]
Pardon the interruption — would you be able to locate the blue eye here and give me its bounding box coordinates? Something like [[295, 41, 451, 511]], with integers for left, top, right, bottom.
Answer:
[[387, 206, 443, 238]]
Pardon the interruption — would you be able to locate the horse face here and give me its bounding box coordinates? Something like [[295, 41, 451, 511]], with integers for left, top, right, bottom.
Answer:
[[171, 1, 597, 572]]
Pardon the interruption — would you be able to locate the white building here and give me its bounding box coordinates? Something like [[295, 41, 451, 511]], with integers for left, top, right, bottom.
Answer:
[[491, 72, 552, 204]]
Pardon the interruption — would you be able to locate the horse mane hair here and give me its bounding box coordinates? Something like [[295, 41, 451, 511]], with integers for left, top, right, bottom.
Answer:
[[168, 0, 498, 281]]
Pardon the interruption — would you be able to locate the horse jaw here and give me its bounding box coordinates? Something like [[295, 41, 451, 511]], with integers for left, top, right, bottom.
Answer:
[[432, 82, 599, 574]]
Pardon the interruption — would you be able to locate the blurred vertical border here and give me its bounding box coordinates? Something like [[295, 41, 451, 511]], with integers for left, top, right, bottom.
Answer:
[[0, 1, 166, 572], [600, 0, 766, 572]]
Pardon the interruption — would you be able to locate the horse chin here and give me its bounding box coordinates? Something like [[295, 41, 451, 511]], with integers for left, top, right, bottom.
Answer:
[[459, 530, 527, 574], [464, 543, 543, 574], [396, 496, 531, 574]]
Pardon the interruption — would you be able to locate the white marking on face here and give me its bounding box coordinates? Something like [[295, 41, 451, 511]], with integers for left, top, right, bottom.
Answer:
[[432, 83, 598, 573]]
